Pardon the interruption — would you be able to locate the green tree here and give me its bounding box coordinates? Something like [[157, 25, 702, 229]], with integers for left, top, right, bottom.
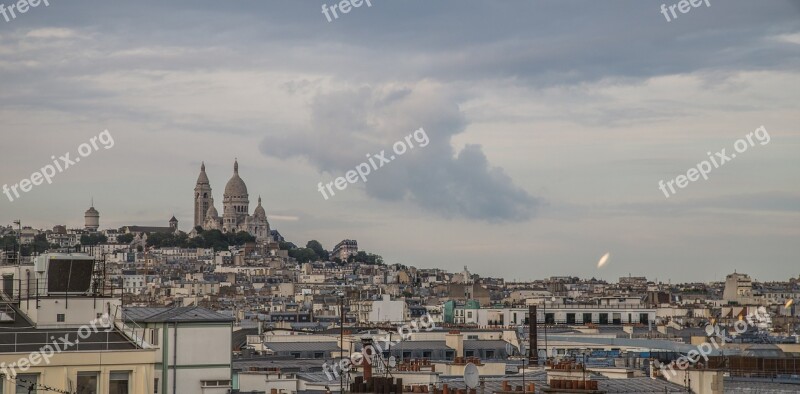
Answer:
[[279, 241, 296, 250], [230, 231, 256, 246], [289, 248, 319, 264], [80, 233, 108, 246], [117, 233, 134, 244], [350, 251, 383, 265], [306, 240, 329, 261], [30, 233, 52, 254]]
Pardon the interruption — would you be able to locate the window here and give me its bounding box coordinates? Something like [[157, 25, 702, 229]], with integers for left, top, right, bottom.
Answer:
[[599, 313, 609, 325], [109, 371, 130, 394], [16, 374, 39, 394], [422, 351, 432, 359], [57, 314, 65, 322], [485, 350, 495, 359], [566, 313, 576, 324], [465, 350, 475, 357], [77, 372, 99, 394], [583, 313, 592, 324], [154, 378, 159, 394], [201, 380, 232, 387], [314, 352, 324, 359]]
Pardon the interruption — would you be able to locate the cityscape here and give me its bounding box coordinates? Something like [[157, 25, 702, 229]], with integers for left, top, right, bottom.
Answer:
[[1, 1, 799, 394]]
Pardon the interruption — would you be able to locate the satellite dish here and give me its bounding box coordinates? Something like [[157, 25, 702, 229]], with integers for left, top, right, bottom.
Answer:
[[388, 356, 397, 368], [464, 363, 480, 389]]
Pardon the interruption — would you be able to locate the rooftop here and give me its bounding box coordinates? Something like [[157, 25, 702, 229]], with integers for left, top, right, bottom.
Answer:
[[123, 306, 234, 323]]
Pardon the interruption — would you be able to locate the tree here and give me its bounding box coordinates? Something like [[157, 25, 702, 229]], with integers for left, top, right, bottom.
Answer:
[[117, 233, 134, 244], [279, 241, 296, 250], [229, 231, 256, 246], [80, 233, 108, 246], [351, 251, 383, 265], [306, 240, 329, 261], [289, 248, 319, 264], [30, 234, 52, 254]]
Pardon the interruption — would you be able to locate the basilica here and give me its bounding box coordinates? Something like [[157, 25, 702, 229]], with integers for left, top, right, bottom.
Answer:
[[193, 160, 270, 240]]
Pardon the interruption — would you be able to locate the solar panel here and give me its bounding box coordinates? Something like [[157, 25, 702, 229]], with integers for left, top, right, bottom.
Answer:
[[47, 258, 94, 294]]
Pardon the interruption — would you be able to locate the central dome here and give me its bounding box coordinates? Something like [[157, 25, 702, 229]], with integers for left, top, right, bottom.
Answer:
[[224, 160, 248, 198]]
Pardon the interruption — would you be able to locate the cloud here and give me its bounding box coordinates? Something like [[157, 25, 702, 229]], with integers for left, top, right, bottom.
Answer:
[[269, 215, 300, 221], [259, 82, 539, 222], [25, 28, 78, 39]]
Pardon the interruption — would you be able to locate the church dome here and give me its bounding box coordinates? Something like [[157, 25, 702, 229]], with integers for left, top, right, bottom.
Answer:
[[206, 204, 219, 218], [224, 159, 248, 198], [253, 196, 266, 219]]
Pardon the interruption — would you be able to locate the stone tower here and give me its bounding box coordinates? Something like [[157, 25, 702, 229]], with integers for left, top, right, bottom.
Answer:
[[84, 201, 100, 232], [169, 215, 178, 231], [194, 162, 213, 229]]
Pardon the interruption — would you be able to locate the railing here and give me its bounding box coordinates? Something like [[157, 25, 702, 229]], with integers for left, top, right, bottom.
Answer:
[[0, 276, 119, 304], [111, 304, 154, 349], [530, 304, 652, 310], [0, 330, 139, 353]]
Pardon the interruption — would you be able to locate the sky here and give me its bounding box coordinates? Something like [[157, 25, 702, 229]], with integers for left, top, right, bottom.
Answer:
[[0, 0, 798, 283]]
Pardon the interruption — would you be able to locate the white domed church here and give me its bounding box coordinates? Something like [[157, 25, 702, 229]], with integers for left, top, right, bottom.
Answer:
[[193, 160, 270, 240]]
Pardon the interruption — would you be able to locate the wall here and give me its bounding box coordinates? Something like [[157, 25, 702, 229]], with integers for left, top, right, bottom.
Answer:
[[0, 349, 156, 394]]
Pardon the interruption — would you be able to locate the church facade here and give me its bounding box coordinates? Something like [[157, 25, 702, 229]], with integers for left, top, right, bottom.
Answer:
[[193, 160, 270, 240]]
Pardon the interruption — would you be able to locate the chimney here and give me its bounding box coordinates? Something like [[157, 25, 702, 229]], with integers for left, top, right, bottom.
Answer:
[[529, 305, 538, 364], [361, 337, 374, 380], [445, 330, 464, 359]]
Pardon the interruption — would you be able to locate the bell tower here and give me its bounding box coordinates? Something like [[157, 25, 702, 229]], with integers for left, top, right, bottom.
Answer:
[[194, 162, 213, 229]]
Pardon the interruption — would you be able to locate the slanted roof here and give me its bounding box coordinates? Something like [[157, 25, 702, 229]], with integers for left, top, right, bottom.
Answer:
[[381, 340, 452, 351], [262, 342, 340, 353], [232, 327, 259, 351], [465, 339, 513, 350], [123, 306, 234, 323]]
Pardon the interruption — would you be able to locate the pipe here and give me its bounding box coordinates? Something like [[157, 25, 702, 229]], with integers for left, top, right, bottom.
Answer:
[[173, 321, 178, 394], [528, 306, 537, 364]]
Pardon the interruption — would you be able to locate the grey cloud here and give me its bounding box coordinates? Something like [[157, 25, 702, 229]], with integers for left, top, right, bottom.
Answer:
[[259, 85, 539, 222]]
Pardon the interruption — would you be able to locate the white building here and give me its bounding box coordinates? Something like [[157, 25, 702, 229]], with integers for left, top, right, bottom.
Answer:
[[123, 306, 234, 394]]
